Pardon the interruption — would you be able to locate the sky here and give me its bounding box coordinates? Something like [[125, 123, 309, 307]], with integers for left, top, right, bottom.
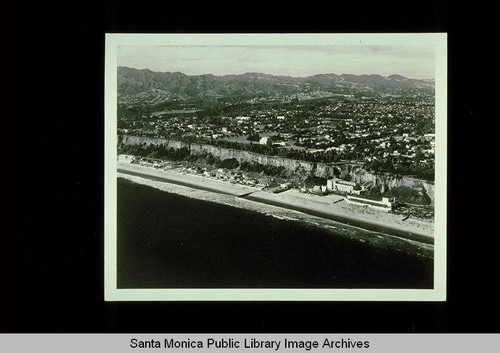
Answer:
[[118, 45, 435, 79]]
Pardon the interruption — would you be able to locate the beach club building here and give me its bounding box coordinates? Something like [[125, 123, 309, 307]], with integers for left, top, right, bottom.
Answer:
[[345, 195, 395, 212], [326, 178, 362, 195]]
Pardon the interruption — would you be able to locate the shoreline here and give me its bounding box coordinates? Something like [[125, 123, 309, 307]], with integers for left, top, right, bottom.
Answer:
[[244, 193, 433, 244], [117, 162, 434, 257]]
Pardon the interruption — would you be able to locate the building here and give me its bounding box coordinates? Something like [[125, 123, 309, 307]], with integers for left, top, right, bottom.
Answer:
[[259, 136, 274, 146], [344, 195, 394, 212], [312, 185, 322, 193], [326, 178, 362, 195], [117, 154, 135, 163]]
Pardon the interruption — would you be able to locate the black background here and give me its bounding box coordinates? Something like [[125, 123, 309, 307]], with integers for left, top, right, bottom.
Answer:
[[1, 2, 499, 333]]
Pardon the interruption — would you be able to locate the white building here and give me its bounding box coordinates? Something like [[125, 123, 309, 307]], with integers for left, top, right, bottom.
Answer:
[[326, 178, 362, 195], [117, 154, 135, 163], [259, 136, 274, 146], [345, 195, 394, 212]]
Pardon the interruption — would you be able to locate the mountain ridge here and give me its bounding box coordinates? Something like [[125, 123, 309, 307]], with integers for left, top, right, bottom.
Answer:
[[117, 66, 435, 101]]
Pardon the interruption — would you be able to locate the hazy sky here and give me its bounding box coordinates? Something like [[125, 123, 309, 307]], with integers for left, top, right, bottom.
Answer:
[[118, 45, 435, 79]]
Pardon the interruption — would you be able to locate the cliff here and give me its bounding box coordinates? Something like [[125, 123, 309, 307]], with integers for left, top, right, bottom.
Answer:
[[120, 135, 314, 172], [119, 135, 434, 204]]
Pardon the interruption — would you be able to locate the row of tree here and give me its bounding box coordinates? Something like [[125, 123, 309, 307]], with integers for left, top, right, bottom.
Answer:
[[118, 143, 191, 161], [366, 158, 434, 181]]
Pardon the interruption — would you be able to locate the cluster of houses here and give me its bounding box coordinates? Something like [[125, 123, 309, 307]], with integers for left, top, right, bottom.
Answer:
[[120, 92, 435, 169], [208, 168, 270, 188]]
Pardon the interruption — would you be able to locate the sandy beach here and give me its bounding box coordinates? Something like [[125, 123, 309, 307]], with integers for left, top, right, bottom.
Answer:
[[117, 161, 434, 248], [247, 189, 434, 243]]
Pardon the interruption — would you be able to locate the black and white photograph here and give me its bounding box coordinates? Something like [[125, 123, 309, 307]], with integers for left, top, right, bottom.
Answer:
[[105, 34, 447, 301], [3, 1, 500, 340]]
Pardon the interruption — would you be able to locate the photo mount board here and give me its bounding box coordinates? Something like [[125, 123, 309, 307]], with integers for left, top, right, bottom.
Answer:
[[105, 33, 447, 302]]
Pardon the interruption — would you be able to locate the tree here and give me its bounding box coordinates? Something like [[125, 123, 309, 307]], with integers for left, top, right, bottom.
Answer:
[[220, 158, 240, 169], [343, 173, 352, 182], [247, 133, 260, 142]]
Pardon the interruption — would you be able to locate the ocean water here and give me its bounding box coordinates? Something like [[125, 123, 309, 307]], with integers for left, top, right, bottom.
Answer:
[[117, 178, 433, 289]]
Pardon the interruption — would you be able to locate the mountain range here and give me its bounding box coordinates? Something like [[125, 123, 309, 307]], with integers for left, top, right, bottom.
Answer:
[[117, 66, 434, 103]]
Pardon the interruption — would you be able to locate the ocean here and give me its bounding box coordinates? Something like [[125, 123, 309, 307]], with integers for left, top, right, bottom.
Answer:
[[117, 178, 433, 289]]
